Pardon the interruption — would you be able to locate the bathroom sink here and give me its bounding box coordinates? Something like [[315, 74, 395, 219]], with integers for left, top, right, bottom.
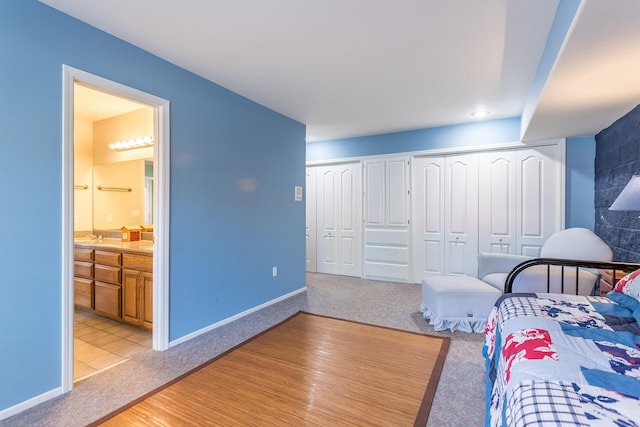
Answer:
[[73, 238, 97, 243]]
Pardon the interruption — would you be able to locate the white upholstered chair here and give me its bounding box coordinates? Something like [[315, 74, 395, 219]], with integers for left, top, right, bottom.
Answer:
[[478, 227, 613, 295]]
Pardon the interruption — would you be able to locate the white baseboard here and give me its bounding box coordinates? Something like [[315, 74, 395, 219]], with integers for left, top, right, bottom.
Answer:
[[0, 386, 63, 421], [169, 286, 307, 347]]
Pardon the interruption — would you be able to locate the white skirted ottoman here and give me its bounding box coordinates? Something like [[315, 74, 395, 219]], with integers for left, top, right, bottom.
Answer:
[[420, 276, 502, 333]]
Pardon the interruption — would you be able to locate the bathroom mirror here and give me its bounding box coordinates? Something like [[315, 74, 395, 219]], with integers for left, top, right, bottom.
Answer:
[[92, 159, 153, 230]]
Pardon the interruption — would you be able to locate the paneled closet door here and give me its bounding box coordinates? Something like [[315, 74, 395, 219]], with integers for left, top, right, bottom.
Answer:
[[412, 156, 445, 280], [516, 145, 562, 256], [305, 167, 317, 272], [316, 163, 363, 277], [363, 157, 410, 282], [478, 150, 517, 254], [445, 153, 479, 276]]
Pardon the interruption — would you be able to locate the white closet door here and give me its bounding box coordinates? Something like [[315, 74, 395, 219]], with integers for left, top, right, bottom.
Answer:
[[316, 163, 362, 277], [478, 150, 516, 254], [412, 156, 445, 279], [305, 167, 317, 272], [363, 157, 410, 281], [517, 145, 562, 256], [445, 153, 479, 276]]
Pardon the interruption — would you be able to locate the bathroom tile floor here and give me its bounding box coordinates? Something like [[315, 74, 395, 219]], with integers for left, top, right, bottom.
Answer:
[[73, 310, 151, 382]]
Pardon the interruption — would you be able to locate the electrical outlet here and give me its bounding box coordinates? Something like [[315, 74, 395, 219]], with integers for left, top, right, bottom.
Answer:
[[131, 209, 140, 218], [107, 214, 113, 223], [272, 266, 278, 277]]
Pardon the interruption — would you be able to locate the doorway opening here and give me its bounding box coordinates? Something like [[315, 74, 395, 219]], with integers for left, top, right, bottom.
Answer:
[[62, 66, 170, 392]]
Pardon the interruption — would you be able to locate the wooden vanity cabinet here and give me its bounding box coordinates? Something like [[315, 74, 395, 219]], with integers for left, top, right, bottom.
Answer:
[[122, 253, 153, 330], [73, 244, 152, 329], [73, 247, 94, 310], [93, 250, 122, 319]]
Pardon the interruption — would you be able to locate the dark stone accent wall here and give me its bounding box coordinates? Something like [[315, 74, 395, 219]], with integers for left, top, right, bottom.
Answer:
[[595, 104, 640, 262]]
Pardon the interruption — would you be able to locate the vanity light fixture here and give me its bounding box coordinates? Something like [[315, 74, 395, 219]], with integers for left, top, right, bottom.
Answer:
[[108, 135, 154, 151]]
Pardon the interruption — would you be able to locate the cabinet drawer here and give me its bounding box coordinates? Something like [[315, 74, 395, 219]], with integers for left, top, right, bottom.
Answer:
[[95, 264, 122, 284], [74, 247, 94, 262], [94, 250, 122, 266], [74, 277, 93, 309], [122, 253, 153, 272], [94, 281, 121, 318], [74, 261, 93, 279]]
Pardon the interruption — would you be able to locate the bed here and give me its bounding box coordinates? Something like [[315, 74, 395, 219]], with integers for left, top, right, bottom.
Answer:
[[483, 260, 640, 427]]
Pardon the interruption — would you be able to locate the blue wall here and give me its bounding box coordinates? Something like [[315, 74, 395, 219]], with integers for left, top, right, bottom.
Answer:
[[0, 0, 305, 412], [307, 117, 521, 161], [566, 136, 596, 229]]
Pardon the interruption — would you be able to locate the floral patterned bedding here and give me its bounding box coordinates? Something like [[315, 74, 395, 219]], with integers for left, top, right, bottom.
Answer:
[[483, 292, 640, 427]]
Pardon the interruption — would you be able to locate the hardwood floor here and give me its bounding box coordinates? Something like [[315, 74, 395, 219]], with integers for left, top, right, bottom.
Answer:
[[93, 312, 449, 426]]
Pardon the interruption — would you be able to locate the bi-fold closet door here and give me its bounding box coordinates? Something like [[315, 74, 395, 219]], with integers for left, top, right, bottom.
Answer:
[[314, 163, 363, 277], [478, 144, 562, 257], [412, 153, 479, 279]]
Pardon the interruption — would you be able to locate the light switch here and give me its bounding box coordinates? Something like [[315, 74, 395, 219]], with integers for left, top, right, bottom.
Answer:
[[294, 185, 303, 201], [132, 209, 140, 217]]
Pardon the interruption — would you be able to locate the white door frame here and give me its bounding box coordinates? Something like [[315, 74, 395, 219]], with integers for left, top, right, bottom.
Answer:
[[305, 167, 317, 273], [61, 65, 170, 393]]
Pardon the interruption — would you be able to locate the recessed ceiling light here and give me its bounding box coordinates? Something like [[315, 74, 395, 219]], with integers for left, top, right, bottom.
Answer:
[[470, 110, 491, 118]]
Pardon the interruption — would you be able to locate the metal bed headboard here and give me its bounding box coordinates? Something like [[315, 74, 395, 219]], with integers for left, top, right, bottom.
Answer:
[[504, 258, 640, 294]]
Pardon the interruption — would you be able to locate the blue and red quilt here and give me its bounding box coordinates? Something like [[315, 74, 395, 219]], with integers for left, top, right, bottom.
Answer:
[[484, 292, 640, 427]]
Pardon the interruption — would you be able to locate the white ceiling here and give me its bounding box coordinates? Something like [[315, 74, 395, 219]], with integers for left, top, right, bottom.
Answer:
[[43, 0, 640, 142], [74, 84, 147, 122]]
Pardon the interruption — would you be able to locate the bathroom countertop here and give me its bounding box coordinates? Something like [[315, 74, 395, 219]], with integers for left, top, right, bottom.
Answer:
[[74, 238, 153, 254]]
